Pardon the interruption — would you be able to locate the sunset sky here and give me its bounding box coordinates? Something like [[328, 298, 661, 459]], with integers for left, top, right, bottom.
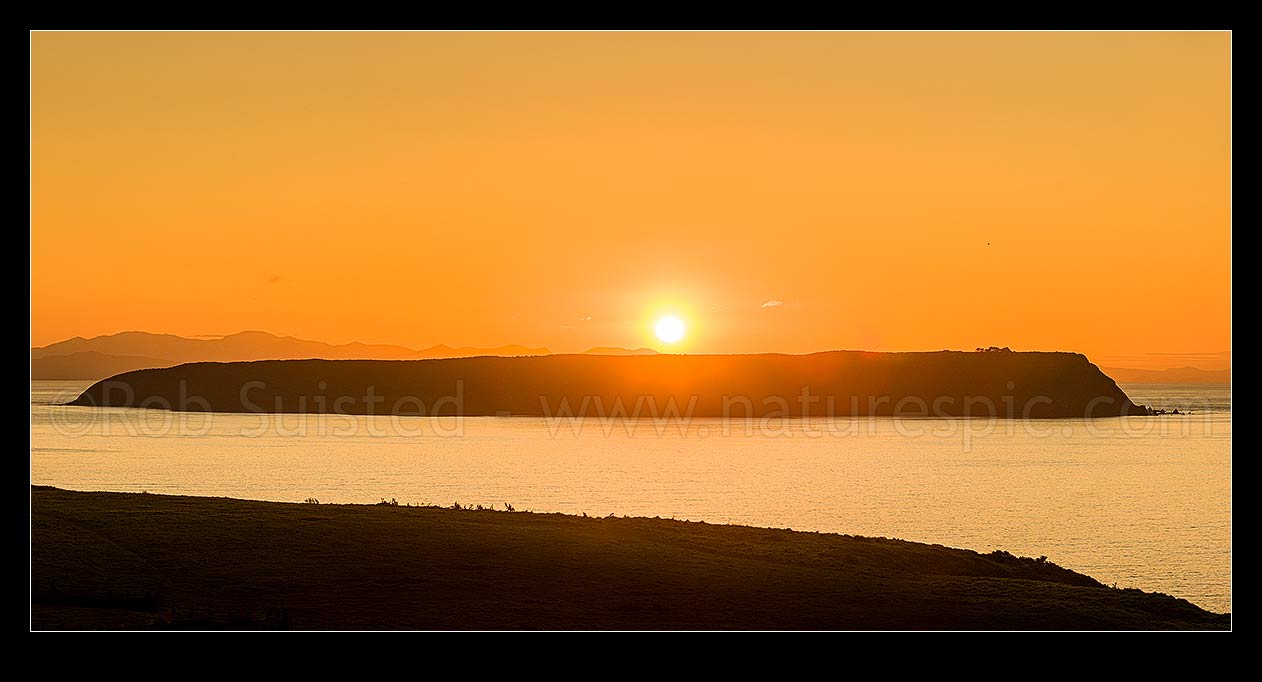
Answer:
[[31, 32, 1231, 362]]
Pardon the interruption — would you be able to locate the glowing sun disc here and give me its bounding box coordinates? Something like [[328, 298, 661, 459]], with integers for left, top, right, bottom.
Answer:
[[655, 316, 686, 344]]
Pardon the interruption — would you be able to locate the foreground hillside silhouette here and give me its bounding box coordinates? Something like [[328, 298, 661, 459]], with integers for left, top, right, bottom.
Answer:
[[31, 487, 1226, 630], [71, 350, 1146, 418]]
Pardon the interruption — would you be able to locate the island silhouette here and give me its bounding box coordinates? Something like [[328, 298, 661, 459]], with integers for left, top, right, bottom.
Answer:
[[70, 349, 1147, 418]]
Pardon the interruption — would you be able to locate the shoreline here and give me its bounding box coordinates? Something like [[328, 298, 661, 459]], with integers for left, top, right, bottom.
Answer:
[[31, 486, 1229, 630]]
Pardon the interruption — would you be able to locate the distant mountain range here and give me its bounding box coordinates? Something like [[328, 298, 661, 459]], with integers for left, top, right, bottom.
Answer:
[[1097, 351, 1230, 372], [581, 346, 660, 356], [1102, 366, 1231, 384], [32, 330, 1229, 384], [31, 331, 552, 380]]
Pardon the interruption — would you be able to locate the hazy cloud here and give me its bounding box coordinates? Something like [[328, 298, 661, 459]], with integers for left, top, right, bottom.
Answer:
[[761, 300, 784, 309]]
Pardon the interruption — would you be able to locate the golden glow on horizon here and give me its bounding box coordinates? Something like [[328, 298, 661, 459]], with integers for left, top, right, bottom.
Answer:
[[30, 32, 1230, 361], [655, 316, 686, 344]]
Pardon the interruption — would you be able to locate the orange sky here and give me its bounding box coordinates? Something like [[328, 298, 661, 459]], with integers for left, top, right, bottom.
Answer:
[[30, 31, 1231, 361]]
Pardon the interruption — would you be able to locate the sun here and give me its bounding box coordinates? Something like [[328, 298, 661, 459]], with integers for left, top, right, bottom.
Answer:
[[655, 315, 686, 344]]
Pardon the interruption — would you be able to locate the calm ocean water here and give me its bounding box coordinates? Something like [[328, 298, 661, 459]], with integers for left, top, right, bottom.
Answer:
[[30, 380, 1231, 613]]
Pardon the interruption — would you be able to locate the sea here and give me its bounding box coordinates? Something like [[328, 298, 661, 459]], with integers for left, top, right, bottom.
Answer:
[[30, 380, 1231, 614]]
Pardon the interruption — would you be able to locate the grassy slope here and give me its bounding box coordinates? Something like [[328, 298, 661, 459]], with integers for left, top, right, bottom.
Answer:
[[30, 487, 1227, 630]]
